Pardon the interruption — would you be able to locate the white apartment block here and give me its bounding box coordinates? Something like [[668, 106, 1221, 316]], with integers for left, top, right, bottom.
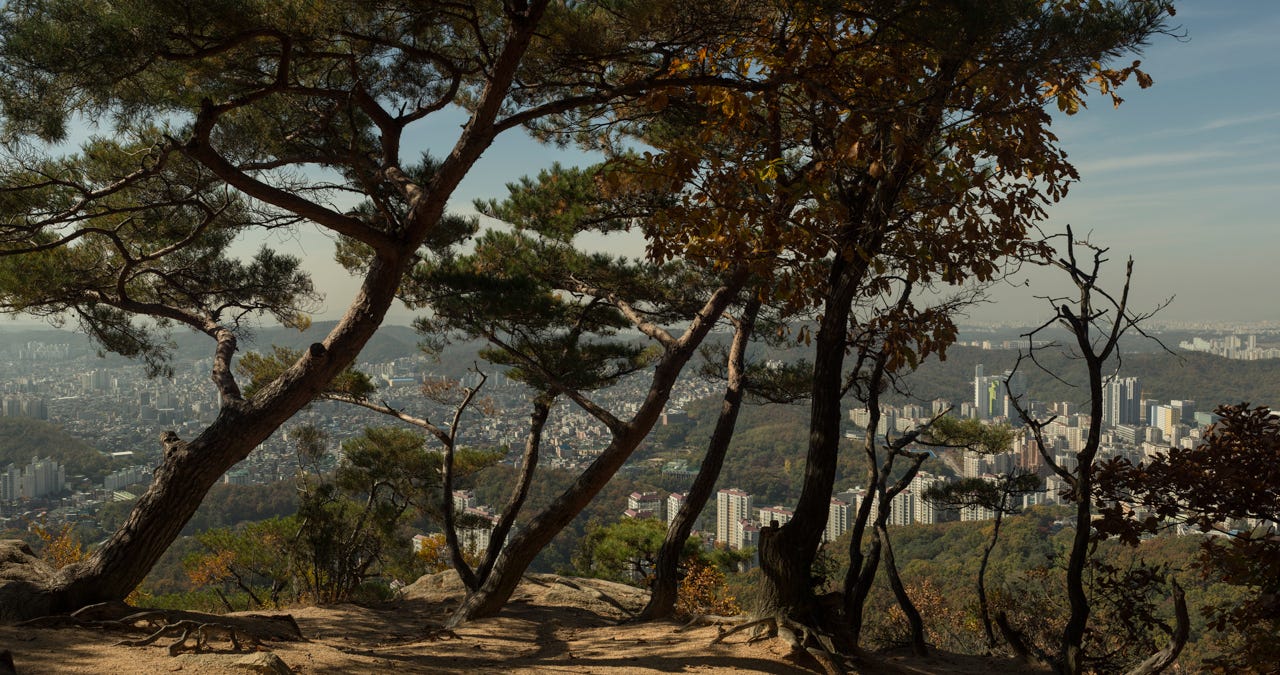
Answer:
[[757, 505, 794, 528], [717, 488, 754, 550], [666, 492, 685, 527]]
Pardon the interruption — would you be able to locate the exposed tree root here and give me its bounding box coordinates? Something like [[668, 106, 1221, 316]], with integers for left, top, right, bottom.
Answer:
[[115, 619, 261, 656], [674, 614, 744, 632], [17, 603, 303, 655], [709, 616, 775, 643], [705, 614, 847, 675], [419, 625, 462, 642]]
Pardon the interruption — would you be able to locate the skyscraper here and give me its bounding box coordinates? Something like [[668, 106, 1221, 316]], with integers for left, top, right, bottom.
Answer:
[[973, 365, 1027, 423], [1102, 376, 1141, 428], [825, 497, 851, 542]]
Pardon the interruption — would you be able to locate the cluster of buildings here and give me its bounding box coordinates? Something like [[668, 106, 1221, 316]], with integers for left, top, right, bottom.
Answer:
[[3, 325, 1266, 563], [414, 356, 1243, 564], [0, 457, 66, 501], [1, 394, 49, 420], [444, 489, 507, 555], [102, 465, 151, 494], [617, 475, 1017, 559], [970, 365, 1027, 423], [1179, 334, 1280, 360]]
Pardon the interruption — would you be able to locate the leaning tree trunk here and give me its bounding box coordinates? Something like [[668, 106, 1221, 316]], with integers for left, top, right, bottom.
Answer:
[[878, 522, 927, 656], [47, 274, 404, 614], [641, 297, 759, 620], [0, 4, 552, 621], [446, 279, 741, 627], [446, 359, 684, 626]]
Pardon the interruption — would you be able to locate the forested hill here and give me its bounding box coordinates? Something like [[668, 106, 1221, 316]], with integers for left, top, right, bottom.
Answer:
[[0, 417, 111, 480], [885, 345, 1280, 412]]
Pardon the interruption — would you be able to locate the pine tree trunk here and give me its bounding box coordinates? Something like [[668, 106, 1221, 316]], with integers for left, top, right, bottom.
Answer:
[[0, 2, 553, 620], [641, 298, 759, 620], [28, 267, 408, 618], [447, 280, 741, 627], [446, 391, 668, 627], [473, 398, 551, 586], [50, 411, 300, 610]]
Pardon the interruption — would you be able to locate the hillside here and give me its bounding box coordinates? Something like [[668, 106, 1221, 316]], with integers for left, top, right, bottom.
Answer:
[[0, 418, 111, 481]]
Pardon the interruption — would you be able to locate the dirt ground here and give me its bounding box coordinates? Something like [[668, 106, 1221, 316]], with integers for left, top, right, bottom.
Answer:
[[0, 573, 1049, 674]]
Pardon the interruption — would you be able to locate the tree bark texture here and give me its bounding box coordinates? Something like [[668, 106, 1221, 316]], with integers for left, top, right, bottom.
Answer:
[[755, 289, 852, 620]]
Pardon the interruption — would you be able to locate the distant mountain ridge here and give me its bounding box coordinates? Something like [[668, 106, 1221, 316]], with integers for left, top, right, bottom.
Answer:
[[5, 321, 1274, 411], [886, 345, 1280, 412]]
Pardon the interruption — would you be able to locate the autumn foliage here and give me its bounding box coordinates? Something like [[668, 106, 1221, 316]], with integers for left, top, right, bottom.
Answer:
[[30, 518, 87, 570], [675, 561, 741, 619]]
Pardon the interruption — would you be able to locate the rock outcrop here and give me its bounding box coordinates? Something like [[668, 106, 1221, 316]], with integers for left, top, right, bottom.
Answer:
[[0, 540, 54, 623]]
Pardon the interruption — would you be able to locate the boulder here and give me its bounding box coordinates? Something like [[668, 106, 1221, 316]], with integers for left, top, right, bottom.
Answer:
[[233, 652, 293, 674], [0, 540, 54, 623]]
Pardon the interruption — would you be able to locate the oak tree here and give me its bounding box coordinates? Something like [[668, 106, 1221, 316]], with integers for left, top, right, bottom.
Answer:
[[1096, 403, 1280, 672]]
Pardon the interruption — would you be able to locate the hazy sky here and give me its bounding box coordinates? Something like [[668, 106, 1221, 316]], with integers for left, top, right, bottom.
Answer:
[[983, 2, 1280, 325]]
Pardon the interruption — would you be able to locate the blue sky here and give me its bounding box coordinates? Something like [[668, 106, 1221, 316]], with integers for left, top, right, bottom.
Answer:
[[977, 3, 1280, 325], [8, 3, 1275, 330], [346, 2, 1278, 328]]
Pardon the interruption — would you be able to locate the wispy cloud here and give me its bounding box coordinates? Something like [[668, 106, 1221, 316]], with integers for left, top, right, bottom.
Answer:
[[1200, 110, 1280, 131], [1076, 149, 1234, 174]]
